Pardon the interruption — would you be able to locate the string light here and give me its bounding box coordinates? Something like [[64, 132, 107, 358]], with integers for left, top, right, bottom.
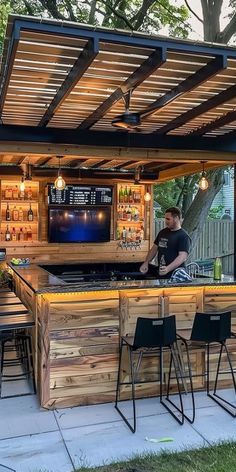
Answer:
[[199, 161, 209, 191]]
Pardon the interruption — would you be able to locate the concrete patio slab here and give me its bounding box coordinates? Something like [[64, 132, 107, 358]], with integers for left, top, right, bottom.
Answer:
[[0, 390, 235, 472]]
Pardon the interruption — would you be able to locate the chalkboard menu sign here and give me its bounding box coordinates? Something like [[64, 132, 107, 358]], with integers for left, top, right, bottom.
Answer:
[[48, 184, 113, 206]]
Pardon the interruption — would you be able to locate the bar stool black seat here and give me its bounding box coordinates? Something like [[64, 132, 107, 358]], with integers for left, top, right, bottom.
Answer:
[[0, 312, 36, 398], [115, 315, 194, 432], [178, 311, 236, 417]]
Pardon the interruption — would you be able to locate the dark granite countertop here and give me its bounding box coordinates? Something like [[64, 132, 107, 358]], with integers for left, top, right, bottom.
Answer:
[[9, 263, 236, 294]]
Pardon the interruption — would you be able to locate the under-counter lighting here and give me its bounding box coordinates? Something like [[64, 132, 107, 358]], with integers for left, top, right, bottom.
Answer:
[[54, 156, 66, 190]]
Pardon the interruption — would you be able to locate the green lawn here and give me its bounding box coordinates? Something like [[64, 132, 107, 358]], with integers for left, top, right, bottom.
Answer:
[[76, 442, 236, 472]]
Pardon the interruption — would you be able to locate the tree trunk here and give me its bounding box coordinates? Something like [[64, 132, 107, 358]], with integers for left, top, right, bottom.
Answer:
[[182, 1, 228, 251], [182, 168, 224, 252]]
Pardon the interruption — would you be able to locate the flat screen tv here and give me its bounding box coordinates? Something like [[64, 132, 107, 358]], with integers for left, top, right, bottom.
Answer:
[[48, 206, 111, 243]]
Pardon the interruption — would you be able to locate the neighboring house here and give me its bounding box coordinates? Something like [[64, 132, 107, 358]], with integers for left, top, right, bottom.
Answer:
[[211, 168, 234, 219]]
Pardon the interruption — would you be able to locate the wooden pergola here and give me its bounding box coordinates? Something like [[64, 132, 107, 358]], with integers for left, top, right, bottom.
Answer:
[[0, 14, 236, 182]]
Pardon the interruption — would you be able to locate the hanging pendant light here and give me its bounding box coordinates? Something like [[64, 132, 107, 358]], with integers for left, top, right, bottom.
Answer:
[[54, 156, 66, 190], [144, 187, 151, 202], [199, 161, 209, 191]]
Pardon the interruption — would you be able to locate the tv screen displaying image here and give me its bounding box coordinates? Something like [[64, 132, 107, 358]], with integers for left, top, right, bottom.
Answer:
[[48, 206, 111, 243]]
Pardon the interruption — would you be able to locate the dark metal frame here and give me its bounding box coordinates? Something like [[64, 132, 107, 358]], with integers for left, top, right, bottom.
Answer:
[[115, 335, 195, 433]]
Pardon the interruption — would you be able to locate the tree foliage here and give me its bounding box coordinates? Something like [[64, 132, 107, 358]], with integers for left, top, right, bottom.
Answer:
[[0, 0, 190, 39], [0, 2, 11, 55]]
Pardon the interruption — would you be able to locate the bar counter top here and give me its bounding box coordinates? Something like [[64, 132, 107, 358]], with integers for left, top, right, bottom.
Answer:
[[9, 263, 236, 294]]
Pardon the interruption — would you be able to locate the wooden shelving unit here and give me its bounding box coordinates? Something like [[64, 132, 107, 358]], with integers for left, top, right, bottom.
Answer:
[[0, 180, 39, 243], [116, 183, 145, 241]]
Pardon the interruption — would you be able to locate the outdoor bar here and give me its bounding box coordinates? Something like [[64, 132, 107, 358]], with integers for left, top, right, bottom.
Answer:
[[1, 15, 236, 410]]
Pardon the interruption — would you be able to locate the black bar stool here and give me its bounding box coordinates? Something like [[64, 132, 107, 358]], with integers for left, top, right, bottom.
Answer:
[[115, 315, 194, 432], [178, 311, 236, 417], [0, 312, 36, 398]]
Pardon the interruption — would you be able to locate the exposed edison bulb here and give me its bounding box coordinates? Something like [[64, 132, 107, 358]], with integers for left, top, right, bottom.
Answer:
[[144, 190, 151, 202], [19, 177, 25, 192], [54, 174, 66, 190], [199, 174, 209, 191]]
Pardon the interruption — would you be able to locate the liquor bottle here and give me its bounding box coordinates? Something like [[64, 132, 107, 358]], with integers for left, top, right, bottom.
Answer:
[[13, 185, 19, 200], [139, 225, 144, 241], [213, 257, 222, 280], [159, 255, 166, 268], [128, 187, 133, 203], [20, 185, 25, 200], [136, 228, 141, 241], [116, 227, 121, 240], [135, 188, 141, 203], [12, 206, 19, 221], [131, 227, 136, 241], [126, 205, 132, 222], [12, 227, 17, 242], [4, 186, 9, 200], [119, 205, 124, 220], [6, 203, 11, 221], [7, 186, 13, 200], [122, 226, 127, 241], [27, 225, 32, 241], [18, 227, 24, 241], [5, 225, 11, 241], [134, 207, 139, 222], [127, 227, 132, 242], [124, 186, 128, 203], [18, 207, 24, 221], [119, 186, 124, 203], [26, 186, 33, 200], [27, 203, 34, 222]]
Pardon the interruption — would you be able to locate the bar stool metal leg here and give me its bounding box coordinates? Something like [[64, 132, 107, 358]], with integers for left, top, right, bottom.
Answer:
[[206, 342, 236, 417]]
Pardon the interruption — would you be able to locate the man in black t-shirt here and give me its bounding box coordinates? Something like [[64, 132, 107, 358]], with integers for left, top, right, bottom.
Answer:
[[140, 207, 191, 279]]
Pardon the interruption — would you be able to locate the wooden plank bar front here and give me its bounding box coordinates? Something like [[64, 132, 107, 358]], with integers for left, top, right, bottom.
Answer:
[[12, 267, 236, 409]]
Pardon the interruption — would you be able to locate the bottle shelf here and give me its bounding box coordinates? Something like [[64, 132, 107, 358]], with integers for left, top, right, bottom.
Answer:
[[1, 220, 38, 224], [1, 200, 38, 204], [117, 220, 143, 224]]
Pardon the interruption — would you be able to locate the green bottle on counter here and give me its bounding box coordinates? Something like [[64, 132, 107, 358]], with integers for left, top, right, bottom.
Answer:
[[213, 257, 222, 280]]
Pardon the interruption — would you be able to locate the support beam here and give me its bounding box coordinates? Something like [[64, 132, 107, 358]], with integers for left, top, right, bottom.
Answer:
[[139, 55, 227, 119], [0, 23, 20, 117], [77, 47, 166, 130], [38, 38, 99, 127], [190, 109, 236, 136], [1, 124, 236, 153], [154, 81, 236, 136]]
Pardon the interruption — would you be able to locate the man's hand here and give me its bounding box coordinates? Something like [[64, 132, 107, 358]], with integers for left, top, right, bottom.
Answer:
[[159, 265, 169, 276], [140, 262, 149, 274]]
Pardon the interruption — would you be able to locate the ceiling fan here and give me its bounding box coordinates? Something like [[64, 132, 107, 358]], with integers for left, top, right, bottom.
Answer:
[[111, 90, 141, 131]]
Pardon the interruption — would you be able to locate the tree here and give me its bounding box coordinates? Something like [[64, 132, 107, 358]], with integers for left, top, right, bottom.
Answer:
[[0, 0, 190, 40], [180, 1, 236, 251], [0, 2, 10, 55]]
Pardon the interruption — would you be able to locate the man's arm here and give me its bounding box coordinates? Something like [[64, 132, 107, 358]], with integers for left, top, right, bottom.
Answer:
[[140, 244, 158, 273], [159, 251, 188, 276]]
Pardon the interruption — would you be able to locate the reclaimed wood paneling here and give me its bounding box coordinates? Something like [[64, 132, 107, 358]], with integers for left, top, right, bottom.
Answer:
[[37, 291, 120, 409]]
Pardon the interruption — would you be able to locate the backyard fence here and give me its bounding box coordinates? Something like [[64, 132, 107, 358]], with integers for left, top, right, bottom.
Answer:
[[154, 219, 234, 274]]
